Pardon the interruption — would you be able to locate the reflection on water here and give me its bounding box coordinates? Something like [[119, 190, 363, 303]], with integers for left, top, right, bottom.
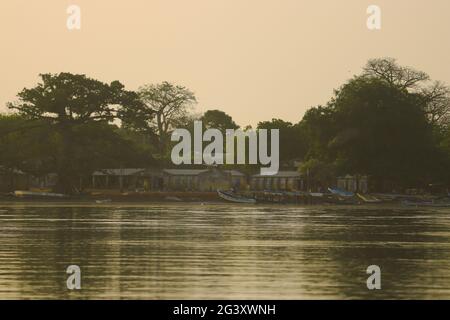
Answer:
[[0, 203, 449, 299]]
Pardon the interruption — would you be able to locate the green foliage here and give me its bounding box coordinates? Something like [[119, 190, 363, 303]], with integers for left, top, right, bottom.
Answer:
[[333, 78, 434, 184], [5, 73, 150, 193], [0, 114, 154, 192], [299, 158, 336, 190], [0, 115, 55, 176], [8, 73, 141, 124], [201, 110, 239, 131], [2, 59, 450, 193], [300, 106, 336, 161], [301, 76, 444, 189], [257, 119, 307, 163]]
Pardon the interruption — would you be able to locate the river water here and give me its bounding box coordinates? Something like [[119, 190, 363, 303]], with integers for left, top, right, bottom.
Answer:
[[0, 203, 449, 299]]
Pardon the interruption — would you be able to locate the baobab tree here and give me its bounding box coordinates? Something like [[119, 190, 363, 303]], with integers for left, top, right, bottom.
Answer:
[[137, 81, 197, 155]]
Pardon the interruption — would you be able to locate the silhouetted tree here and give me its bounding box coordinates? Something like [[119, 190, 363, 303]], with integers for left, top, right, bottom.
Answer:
[[201, 109, 239, 131], [138, 82, 197, 156], [7, 73, 143, 193]]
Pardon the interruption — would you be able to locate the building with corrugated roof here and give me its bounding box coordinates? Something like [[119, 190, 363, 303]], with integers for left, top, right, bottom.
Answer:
[[90, 167, 247, 192], [250, 171, 302, 191], [162, 168, 246, 191], [91, 168, 154, 191]]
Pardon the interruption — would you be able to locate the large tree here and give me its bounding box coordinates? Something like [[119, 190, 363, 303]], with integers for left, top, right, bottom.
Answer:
[[7, 73, 143, 193], [419, 81, 450, 127], [363, 58, 450, 128], [362, 57, 429, 90], [301, 76, 439, 190], [137, 82, 197, 156]]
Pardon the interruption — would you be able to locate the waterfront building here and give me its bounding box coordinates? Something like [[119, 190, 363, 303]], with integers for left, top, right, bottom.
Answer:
[[162, 168, 246, 191], [90, 167, 247, 192], [250, 171, 302, 191], [337, 175, 369, 193]]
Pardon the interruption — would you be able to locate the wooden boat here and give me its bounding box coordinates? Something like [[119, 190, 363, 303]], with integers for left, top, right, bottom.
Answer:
[[164, 196, 182, 202], [371, 193, 406, 201], [217, 190, 256, 204], [356, 193, 382, 203], [14, 190, 67, 198], [95, 199, 112, 204], [328, 187, 355, 197]]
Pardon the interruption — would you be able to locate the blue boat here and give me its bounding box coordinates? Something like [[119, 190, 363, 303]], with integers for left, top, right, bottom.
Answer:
[[328, 187, 355, 197]]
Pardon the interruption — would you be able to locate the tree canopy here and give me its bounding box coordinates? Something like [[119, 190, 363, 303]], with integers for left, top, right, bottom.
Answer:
[[1, 59, 450, 194], [137, 82, 197, 156], [201, 109, 239, 131], [5, 73, 150, 193], [300, 59, 450, 191]]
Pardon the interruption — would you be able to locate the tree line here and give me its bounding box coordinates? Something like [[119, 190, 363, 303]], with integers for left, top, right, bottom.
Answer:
[[1, 58, 449, 193]]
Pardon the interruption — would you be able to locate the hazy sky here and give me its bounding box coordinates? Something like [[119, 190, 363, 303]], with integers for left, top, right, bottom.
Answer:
[[1, 0, 450, 126]]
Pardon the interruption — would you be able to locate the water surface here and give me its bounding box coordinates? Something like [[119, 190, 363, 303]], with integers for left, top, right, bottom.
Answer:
[[0, 203, 449, 299]]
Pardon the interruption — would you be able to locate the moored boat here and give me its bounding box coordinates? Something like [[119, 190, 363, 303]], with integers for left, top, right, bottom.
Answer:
[[357, 193, 382, 203], [14, 190, 67, 198], [95, 199, 112, 204], [217, 190, 256, 204], [328, 187, 355, 197]]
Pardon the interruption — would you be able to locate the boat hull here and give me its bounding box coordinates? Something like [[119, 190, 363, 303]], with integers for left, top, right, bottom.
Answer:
[[217, 190, 256, 204]]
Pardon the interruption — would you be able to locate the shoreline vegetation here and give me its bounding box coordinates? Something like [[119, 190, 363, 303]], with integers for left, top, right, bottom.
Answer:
[[1, 58, 450, 197]]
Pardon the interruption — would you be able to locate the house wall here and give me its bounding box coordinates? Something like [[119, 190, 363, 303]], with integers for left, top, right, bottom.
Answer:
[[337, 176, 368, 193], [198, 174, 231, 192], [29, 174, 58, 190], [164, 175, 199, 191], [91, 174, 163, 191], [89, 169, 246, 192], [231, 176, 246, 189], [250, 177, 300, 191], [162, 170, 246, 192]]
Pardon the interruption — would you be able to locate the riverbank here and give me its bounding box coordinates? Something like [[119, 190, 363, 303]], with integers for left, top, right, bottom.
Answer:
[[0, 201, 433, 210], [1, 191, 221, 203], [1, 190, 449, 206]]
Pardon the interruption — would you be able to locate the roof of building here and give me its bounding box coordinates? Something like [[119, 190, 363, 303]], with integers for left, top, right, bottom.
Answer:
[[252, 171, 301, 178], [338, 174, 369, 179], [93, 168, 145, 176], [163, 169, 210, 176], [92, 168, 247, 177], [224, 170, 245, 177], [136, 168, 164, 176]]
